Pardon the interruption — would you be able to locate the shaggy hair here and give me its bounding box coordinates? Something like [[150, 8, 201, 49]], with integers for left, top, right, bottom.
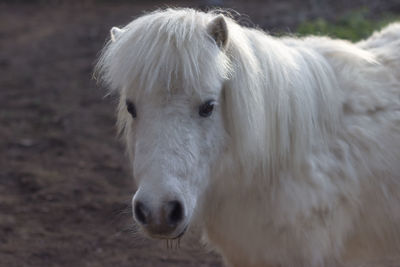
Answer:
[[96, 8, 400, 267]]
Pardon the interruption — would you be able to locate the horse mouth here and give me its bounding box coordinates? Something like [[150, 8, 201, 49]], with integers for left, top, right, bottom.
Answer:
[[146, 225, 188, 240], [170, 226, 187, 240]]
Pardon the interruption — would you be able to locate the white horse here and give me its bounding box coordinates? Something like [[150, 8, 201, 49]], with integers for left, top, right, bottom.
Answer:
[[96, 8, 400, 267]]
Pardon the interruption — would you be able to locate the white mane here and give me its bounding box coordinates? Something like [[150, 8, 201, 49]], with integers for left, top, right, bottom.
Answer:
[[96, 9, 230, 97]]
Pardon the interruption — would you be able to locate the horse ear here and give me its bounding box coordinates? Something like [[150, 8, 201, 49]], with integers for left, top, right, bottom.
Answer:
[[207, 15, 228, 48], [110, 27, 125, 42]]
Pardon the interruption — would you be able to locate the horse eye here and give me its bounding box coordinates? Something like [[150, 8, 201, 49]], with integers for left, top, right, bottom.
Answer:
[[199, 100, 215, 118], [126, 100, 137, 118]]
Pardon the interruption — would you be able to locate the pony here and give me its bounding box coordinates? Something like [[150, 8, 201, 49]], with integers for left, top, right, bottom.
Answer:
[[96, 8, 400, 267]]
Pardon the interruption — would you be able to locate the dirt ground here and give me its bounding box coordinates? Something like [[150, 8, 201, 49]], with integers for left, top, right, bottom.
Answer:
[[0, 1, 399, 267]]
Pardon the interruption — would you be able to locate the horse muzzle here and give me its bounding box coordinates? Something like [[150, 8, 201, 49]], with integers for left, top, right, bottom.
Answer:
[[132, 196, 188, 239]]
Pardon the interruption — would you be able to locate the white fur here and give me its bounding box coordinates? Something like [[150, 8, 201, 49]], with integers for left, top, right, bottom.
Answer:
[[96, 8, 400, 267]]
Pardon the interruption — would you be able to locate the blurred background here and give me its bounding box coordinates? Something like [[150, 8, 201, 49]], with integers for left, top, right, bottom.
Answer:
[[1, 0, 399, 266]]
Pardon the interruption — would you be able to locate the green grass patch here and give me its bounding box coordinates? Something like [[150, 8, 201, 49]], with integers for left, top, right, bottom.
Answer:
[[297, 9, 400, 41]]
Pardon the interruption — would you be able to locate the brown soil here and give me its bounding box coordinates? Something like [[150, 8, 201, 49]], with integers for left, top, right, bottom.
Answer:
[[0, 1, 398, 267]]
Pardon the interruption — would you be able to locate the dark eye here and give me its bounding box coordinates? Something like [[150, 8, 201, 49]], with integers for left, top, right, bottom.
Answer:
[[199, 100, 215, 118], [126, 100, 137, 118]]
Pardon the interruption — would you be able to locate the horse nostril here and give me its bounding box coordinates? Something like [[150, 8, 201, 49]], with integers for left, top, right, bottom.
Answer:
[[134, 201, 149, 225], [167, 200, 184, 225]]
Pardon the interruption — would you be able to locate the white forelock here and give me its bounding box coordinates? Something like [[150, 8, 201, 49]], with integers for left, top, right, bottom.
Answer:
[[96, 8, 231, 98]]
